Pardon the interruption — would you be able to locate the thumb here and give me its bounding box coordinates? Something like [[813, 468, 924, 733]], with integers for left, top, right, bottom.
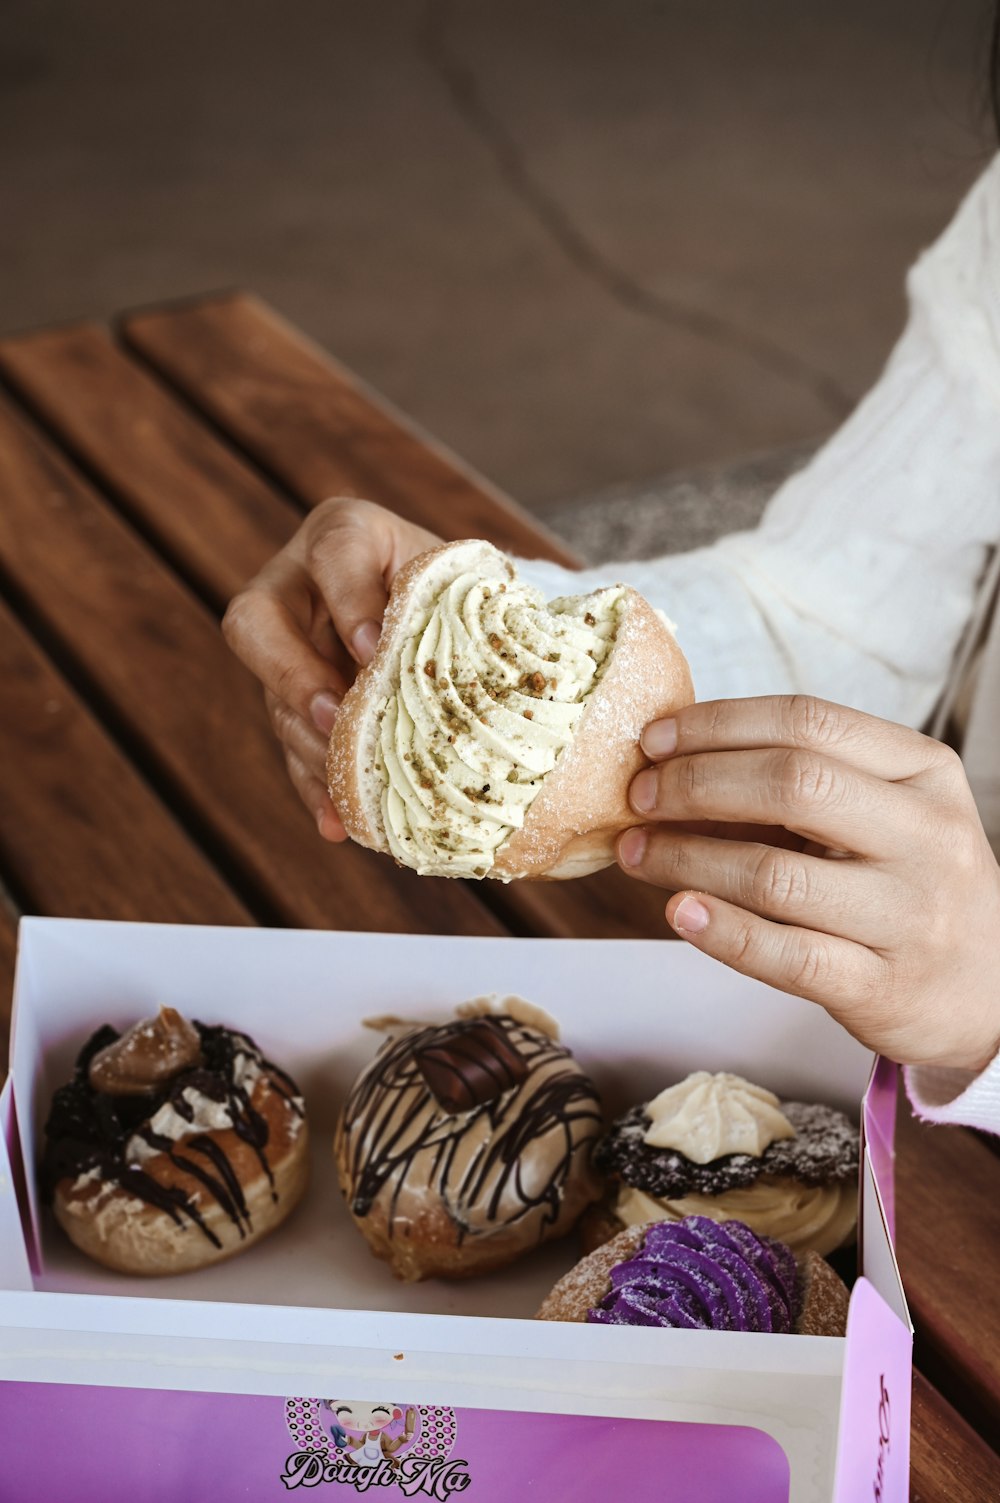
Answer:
[[300, 503, 396, 667]]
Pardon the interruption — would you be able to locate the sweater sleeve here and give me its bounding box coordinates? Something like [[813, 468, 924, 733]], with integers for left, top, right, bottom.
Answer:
[[518, 156, 1000, 731], [903, 1053, 1000, 1133]]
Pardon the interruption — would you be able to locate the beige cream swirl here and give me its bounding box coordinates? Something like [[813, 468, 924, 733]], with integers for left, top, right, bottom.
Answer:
[[376, 565, 625, 877], [643, 1071, 796, 1163], [615, 1175, 857, 1257]]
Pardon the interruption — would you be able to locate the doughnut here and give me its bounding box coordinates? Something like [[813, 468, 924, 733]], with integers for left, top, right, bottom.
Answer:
[[327, 538, 693, 880], [588, 1072, 858, 1258], [333, 1000, 603, 1281], [537, 1216, 850, 1336], [41, 1006, 308, 1276]]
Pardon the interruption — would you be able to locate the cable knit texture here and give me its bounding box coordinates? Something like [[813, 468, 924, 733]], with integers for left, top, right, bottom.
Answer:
[[519, 156, 1000, 1135]]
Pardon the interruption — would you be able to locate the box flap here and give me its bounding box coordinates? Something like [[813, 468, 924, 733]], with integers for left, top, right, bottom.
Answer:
[[859, 1149, 911, 1333], [862, 1057, 898, 1239], [831, 1278, 912, 1503], [0, 1080, 33, 1290]]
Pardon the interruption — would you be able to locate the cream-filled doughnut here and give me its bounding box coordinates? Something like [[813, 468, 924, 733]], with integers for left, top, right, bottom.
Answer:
[[42, 1007, 308, 1276], [328, 539, 693, 880], [587, 1072, 859, 1258]]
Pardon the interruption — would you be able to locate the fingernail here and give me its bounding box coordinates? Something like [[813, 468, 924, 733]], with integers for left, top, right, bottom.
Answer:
[[630, 768, 657, 814], [352, 619, 381, 667], [317, 809, 338, 840], [619, 827, 647, 868], [642, 718, 677, 758], [310, 691, 341, 736], [672, 896, 710, 935]]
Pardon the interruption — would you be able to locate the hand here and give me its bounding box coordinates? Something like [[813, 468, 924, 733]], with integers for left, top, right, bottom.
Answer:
[[617, 694, 1000, 1071], [223, 498, 441, 839]]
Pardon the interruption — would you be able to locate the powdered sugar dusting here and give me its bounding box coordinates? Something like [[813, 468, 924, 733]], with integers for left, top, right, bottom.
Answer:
[[597, 1099, 858, 1196]]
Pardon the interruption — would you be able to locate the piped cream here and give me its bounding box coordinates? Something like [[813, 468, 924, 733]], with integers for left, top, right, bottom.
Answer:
[[375, 564, 625, 877]]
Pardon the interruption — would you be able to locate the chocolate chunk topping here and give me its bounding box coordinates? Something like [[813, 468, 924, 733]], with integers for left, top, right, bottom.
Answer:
[[415, 1017, 528, 1113], [595, 1099, 858, 1198], [88, 1005, 202, 1095]]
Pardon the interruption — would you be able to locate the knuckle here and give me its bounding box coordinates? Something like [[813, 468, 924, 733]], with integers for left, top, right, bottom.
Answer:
[[702, 699, 730, 744], [312, 495, 374, 539], [748, 847, 809, 912], [784, 938, 830, 997], [678, 755, 713, 809], [928, 737, 963, 778], [662, 837, 696, 887], [729, 919, 761, 973], [853, 958, 885, 1011], [785, 695, 844, 749], [304, 525, 337, 574], [928, 802, 978, 868], [269, 696, 297, 743], [915, 891, 952, 956], [773, 748, 839, 812], [272, 659, 304, 708], [313, 495, 358, 525], [221, 589, 255, 651]]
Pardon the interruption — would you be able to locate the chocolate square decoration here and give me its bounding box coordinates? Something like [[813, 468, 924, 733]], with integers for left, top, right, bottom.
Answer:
[[415, 1019, 528, 1113]]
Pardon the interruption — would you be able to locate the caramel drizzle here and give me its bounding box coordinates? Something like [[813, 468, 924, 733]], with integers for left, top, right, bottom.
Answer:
[[343, 1016, 602, 1244], [41, 1023, 304, 1247]]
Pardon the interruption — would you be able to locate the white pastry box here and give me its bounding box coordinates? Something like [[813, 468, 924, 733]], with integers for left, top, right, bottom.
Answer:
[[0, 919, 911, 1503]]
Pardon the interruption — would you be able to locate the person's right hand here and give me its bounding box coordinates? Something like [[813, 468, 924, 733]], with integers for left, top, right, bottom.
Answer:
[[223, 498, 441, 840]]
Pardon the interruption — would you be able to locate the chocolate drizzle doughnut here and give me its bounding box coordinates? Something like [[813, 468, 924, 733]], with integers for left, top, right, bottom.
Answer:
[[43, 1017, 308, 1275], [335, 1012, 603, 1281]]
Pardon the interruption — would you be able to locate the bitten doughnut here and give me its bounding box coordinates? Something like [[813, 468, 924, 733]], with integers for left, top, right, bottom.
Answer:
[[334, 999, 603, 1281], [537, 1217, 850, 1337], [327, 539, 693, 880], [41, 1007, 308, 1276]]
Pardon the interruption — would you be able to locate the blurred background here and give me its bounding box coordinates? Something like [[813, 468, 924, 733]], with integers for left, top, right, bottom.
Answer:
[[1, 0, 996, 548]]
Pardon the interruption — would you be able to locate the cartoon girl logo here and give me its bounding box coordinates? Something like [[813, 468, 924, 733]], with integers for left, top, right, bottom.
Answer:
[[283, 1396, 459, 1487], [324, 1401, 418, 1471]]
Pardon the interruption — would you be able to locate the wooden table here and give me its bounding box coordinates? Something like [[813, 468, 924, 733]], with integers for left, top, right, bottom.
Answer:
[[0, 292, 997, 1500]]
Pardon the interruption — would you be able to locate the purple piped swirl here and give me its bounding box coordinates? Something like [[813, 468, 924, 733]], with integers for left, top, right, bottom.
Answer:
[[588, 1216, 799, 1333]]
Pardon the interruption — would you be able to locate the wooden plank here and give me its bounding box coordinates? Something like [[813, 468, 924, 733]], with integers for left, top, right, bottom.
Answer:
[[0, 395, 504, 939], [122, 292, 578, 565], [0, 323, 300, 609], [0, 598, 250, 929], [895, 1101, 1000, 1442], [911, 1372, 1000, 1502]]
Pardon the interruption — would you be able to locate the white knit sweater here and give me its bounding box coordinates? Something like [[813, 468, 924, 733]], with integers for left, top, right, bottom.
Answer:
[[519, 155, 1000, 1133]]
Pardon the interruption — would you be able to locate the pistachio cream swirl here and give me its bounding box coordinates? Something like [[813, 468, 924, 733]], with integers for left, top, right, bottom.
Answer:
[[376, 565, 626, 877]]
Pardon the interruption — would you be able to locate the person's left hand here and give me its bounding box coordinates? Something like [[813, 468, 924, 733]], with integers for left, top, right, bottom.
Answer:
[[616, 694, 1000, 1071]]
